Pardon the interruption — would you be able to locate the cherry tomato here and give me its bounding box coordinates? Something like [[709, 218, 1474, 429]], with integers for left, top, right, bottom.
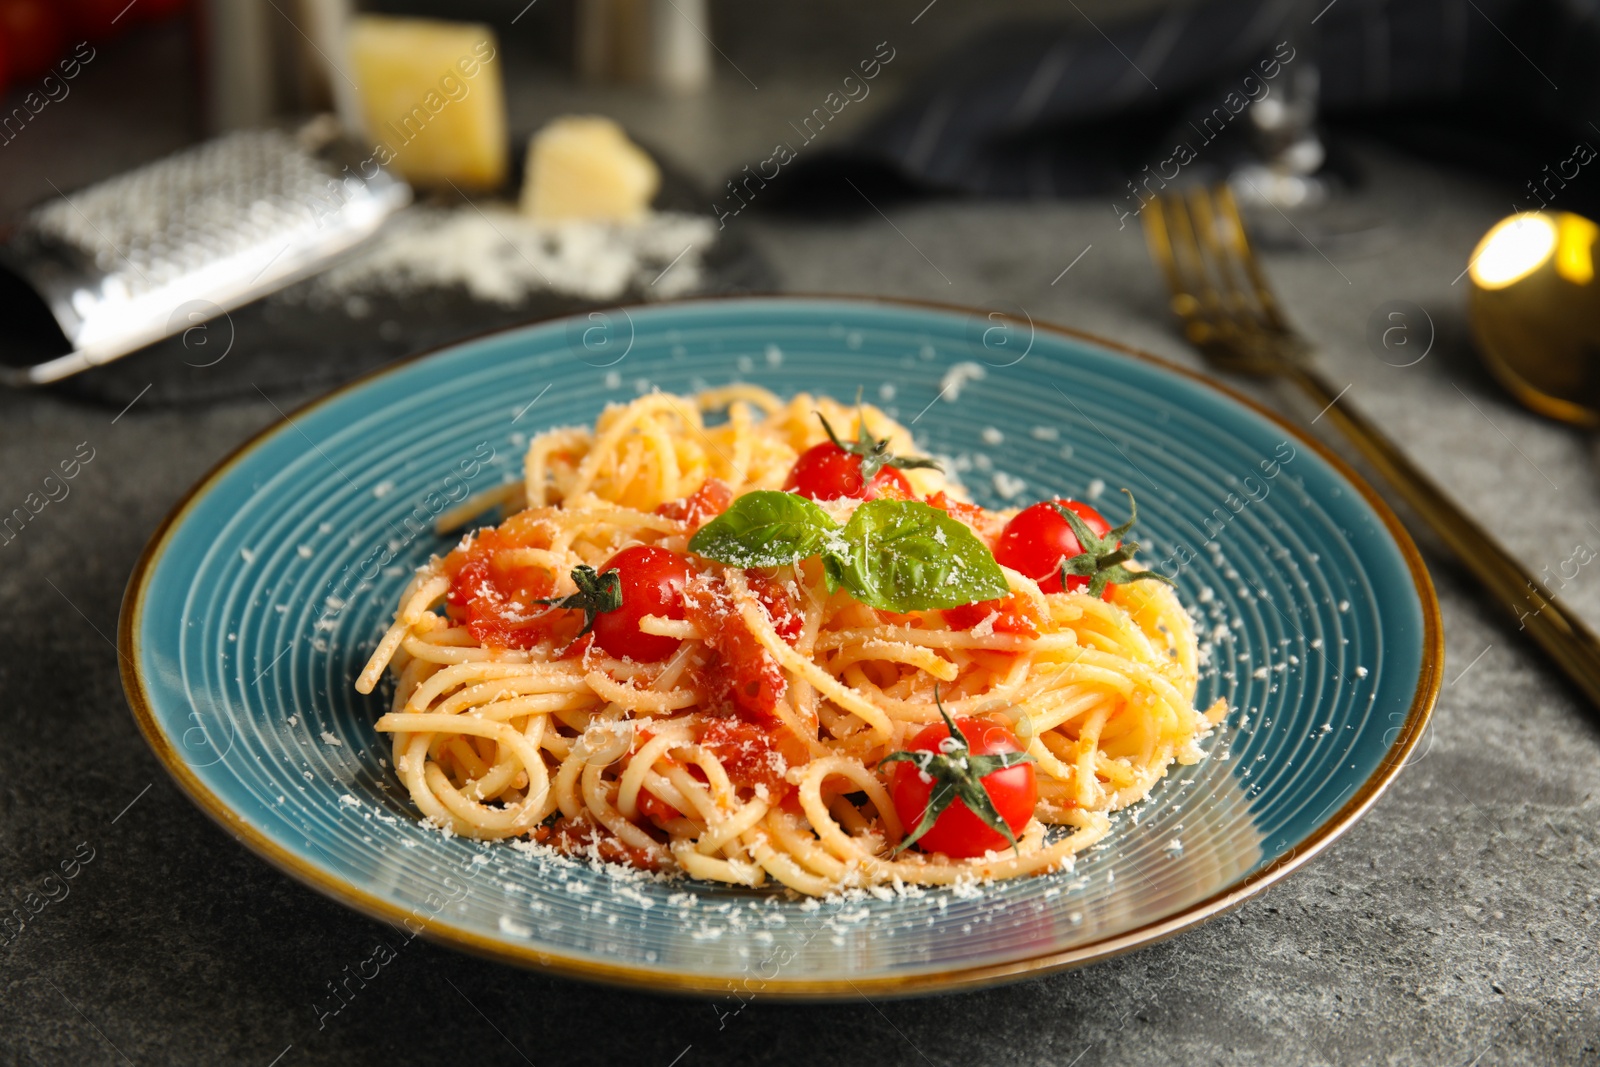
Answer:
[[785, 441, 911, 501], [0, 0, 63, 81], [591, 545, 692, 662], [995, 499, 1115, 600], [889, 717, 1037, 858]]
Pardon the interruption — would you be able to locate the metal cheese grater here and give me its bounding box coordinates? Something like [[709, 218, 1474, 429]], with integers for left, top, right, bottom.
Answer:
[[0, 120, 411, 386]]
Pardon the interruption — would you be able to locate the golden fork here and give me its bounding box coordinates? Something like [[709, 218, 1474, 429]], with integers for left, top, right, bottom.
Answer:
[[1144, 184, 1600, 708]]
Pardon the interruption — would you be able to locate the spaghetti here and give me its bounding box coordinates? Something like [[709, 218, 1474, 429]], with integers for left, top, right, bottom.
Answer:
[[356, 388, 1223, 895]]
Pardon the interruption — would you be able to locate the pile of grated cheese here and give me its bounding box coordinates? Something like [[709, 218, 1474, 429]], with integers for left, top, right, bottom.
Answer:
[[315, 205, 716, 304]]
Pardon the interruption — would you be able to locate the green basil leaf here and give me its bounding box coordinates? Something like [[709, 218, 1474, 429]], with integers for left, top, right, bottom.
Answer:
[[828, 500, 1009, 612], [821, 555, 844, 595], [687, 490, 840, 567]]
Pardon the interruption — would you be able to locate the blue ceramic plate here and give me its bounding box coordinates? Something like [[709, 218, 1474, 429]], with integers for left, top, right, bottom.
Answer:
[[120, 297, 1441, 997]]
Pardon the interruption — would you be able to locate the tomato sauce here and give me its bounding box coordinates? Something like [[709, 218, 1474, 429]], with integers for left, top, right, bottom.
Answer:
[[443, 526, 579, 650], [697, 717, 806, 801], [636, 788, 680, 822], [924, 490, 988, 531], [535, 814, 660, 870], [745, 569, 804, 645], [682, 577, 786, 722], [655, 477, 733, 530], [942, 595, 1041, 639]]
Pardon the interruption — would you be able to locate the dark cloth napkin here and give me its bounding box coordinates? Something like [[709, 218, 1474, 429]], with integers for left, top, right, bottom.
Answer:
[[754, 0, 1600, 211]]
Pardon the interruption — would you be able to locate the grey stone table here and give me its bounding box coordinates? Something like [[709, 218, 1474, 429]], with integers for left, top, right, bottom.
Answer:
[[1, 24, 1597, 1067]]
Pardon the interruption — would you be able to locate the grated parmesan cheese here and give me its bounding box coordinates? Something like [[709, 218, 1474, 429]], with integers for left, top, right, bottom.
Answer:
[[314, 206, 716, 305]]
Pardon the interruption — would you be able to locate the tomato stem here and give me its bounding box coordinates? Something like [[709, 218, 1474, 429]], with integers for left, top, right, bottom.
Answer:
[[814, 408, 941, 486], [531, 564, 624, 637], [1054, 489, 1175, 598], [879, 687, 1036, 856]]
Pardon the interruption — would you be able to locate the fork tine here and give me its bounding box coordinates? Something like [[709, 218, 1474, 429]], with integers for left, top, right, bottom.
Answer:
[[1184, 188, 1244, 313], [1143, 192, 1220, 353], [1165, 189, 1262, 361], [1141, 195, 1190, 318], [1168, 193, 1235, 350], [1210, 185, 1295, 336], [1145, 184, 1308, 373], [1186, 186, 1278, 355]]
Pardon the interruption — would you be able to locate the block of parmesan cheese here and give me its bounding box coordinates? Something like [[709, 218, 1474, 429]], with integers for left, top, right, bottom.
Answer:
[[347, 16, 508, 190], [520, 116, 660, 223]]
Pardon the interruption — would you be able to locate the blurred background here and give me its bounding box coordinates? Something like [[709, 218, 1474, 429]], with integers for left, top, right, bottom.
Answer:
[[4, 2, 1600, 1064], [4, 0, 1599, 406]]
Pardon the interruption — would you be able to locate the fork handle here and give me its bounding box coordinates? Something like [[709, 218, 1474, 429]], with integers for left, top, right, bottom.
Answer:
[[1289, 363, 1600, 705]]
